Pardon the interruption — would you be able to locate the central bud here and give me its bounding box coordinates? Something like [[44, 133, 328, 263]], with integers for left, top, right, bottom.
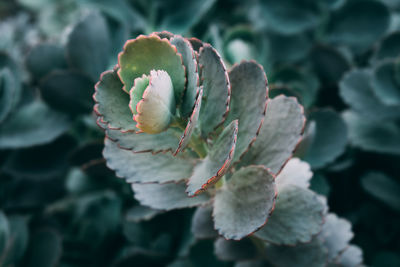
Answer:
[[129, 70, 176, 134]]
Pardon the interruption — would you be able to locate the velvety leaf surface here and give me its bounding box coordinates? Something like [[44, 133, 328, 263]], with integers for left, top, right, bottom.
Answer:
[[302, 109, 348, 169], [339, 70, 400, 121], [125, 206, 162, 223], [66, 11, 110, 81], [361, 172, 400, 212], [118, 35, 185, 102], [187, 120, 238, 196], [343, 111, 400, 155], [214, 238, 258, 261], [103, 138, 194, 183], [333, 245, 363, 267], [225, 61, 267, 163], [254, 185, 325, 245], [132, 181, 210, 211], [0, 100, 70, 149], [213, 165, 276, 240], [325, 0, 390, 51], [170, 35, 199, 118], [275, 158, 312, 190], [26, 43, 66, 79], [198, 44, 230, 137], [40, 70, 93, 115], [240, 95, 305, 174], [191, 205, 218, 239], [371, 61, 400, 106]]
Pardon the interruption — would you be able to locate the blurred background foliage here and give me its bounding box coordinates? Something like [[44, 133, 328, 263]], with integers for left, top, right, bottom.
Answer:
[[0, 0, 399, 266]]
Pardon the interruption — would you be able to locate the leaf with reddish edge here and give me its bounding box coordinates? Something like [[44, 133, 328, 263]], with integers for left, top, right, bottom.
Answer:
[[213, 165, 276, 240], [118, 34, 186, 104], [186, 120, 238, 196], [129, 74, 149, 115], [132, 181, 210, 211], [93, 69, 137, 132], [154, 31, 175, 40], [275, 158, 312, 190], [191, 205, 218, 239], [103, 138, 194, 183], [225, 61, 268, 164], [188, 37, 204, 52], [254, 185, 325, 245], [240, 95, 305, 175], [170, 35, 200, 118], [198, 44, 231, 138], [174, 87, 203, 156]]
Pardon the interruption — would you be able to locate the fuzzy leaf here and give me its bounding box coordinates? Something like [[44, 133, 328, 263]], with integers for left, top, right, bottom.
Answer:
[[170, 35, 199, 118], [225, 61, 267, 163], [0, 100, 70, 149], [213, 165, 276, 240], [275, 158, 312, 190], [134, 70, 176, 134], [132, 182, 210, 211], [371, 60, 400, 106], [240, 95, 305, 174], [103, 138, 194, 183], [118, 35, 185, 103], [198, 44, 230, 137], [333, 245, 363, 267], [254, 185, 325, 245], [187, 120, 238, 196], [214, 238, 258, 261], [66, 11, 111, 81], [191, 206, 218, 239]]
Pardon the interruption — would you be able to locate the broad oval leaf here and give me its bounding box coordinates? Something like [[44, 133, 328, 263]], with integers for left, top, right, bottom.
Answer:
[[186, 120, 238, 196], [191, 205, 218, 239], [373, 32, 400, 62], [0, 68, 18, 123], [213, 165, 276, 240], [371, 60, 400, 106], [275, 158, 312, 190]]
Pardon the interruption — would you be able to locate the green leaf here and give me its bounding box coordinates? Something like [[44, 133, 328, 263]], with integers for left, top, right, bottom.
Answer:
[[234, 260, 267, 267], [2, 216, 29, 266], [254, 185, 325, 245], [191, 206, 217, 239], [214, 238, 258, 261], [333, 245, 363, 267], [213, 165, 276, 240], [371, 60, 400, 106], [198, 44, 230, 137], [129, 74, 150, 115], [103, 138, 194, 183], [0, 100, 70, 149], [343, 111, 400, 155], [374, 32, 400, 62], [310, 174, 331, 197], [0, 68, 17, 123], [361, 172, 400, 212], [0, 211, 9, 257], [118, 35, 185, 103], [66, 11, 111, 81], [126, 206, 162, 223], [325, 0, 390, 52], [266, 32, 312, 63], [134, 70, 176, 134], [225, 61, 267, 163], [301, 109, 348, 169], [256, 0, 323, 34], [25, 43, 66, 80], [187, 120, 238, 196], [170, 35, 199, 118], [240, 95, 305, 174], [275, 158, 312, 190], [23, 229, 62, 267], [132, 181, 210, 211], [39, 70, 93, 115], [339, 70, 400, 121]]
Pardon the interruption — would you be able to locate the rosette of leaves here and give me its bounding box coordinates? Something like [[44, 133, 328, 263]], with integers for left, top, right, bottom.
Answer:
[[95, 32, 318, 240]]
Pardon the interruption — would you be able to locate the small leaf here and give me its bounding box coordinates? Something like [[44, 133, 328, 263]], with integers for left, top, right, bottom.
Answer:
[[186, 120, 238, 196], [66, 11, 111, 80], [103, 138, 194, 183], [129, 74, 149, 115], [198, 44, 230, 137], [361, 172, 400, 212], [126, 205, 162, 223], [213, 165, 276, 240], [134, 70, 176, 134], [275, 158, 312, 190], [0, 211, 9, 256], [225, 61, 267, 163], [0, 100, 70, 149], [118, 35, 185, 103], [2, 216, 29, 265], [132, 181, 210, 211], [214, 238, 258, 261], [191, 206, 218, 239], [334, 245, 363, 267], [240, 95, 305, 174], [0, 68, 18, 123], [254, 185, 325, 245], [371, 60, 400, 106]]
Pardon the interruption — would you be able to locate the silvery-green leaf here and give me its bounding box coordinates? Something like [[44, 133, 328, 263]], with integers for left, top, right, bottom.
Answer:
[[371, 60, 400, 106], [103, 138, 194, 184], [213, 166, 276, 240], [373, 32, 400, 62], [0, 68, 17, 124], [129, 74, 149, 115], [191, 205, 218, 239], [132, 182, 210, 211], [275, 158, 312, 190], [1, 216, 29, 265], [125, 205, 162, 223], [214, 238, 258, 261], [254, 185, 325, 245], [331, 245, 363, 267]]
